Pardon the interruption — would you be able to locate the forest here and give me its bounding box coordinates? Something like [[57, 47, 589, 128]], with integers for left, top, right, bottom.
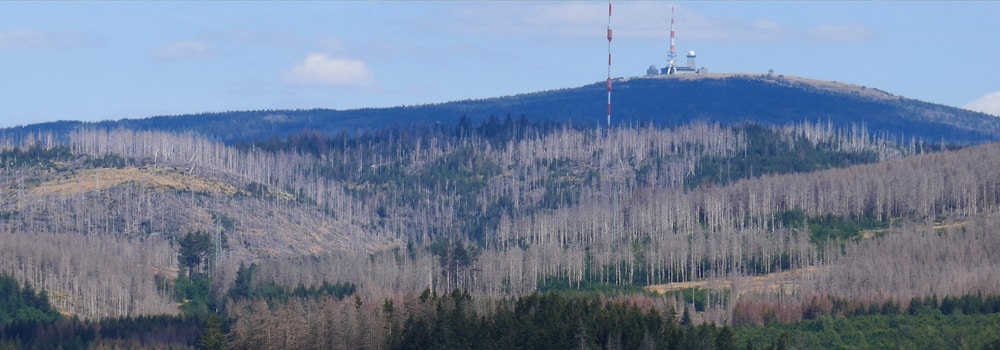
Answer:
[[5, 74, 1000, 145], [2, 101, 1000, 348]]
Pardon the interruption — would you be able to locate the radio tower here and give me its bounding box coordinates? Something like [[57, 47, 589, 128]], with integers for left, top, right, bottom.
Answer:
[[665, 6, 677, 75], [606, 0, 613, 128]]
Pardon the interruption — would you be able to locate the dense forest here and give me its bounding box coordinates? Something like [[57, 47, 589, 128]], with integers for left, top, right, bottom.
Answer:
[[4, 74, 1000, 145], [6, 273, 1000, 348], [2, 85, 1000, 347]]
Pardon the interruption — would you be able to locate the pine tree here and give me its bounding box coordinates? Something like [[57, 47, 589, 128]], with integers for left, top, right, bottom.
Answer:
[[197, 314, 227, 350], [681, 305, 692, 327]]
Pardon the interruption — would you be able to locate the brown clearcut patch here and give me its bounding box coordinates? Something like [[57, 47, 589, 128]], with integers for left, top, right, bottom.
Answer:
[[30, 167, 242, 196]]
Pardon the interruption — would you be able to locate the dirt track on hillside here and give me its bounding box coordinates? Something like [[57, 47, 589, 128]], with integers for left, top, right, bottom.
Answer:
[[645, 266, 823, 297]]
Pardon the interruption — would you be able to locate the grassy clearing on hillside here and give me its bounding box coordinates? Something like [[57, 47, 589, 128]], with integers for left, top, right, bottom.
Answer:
[[645, 266, 823, 298], [30, 167, 243, 197]]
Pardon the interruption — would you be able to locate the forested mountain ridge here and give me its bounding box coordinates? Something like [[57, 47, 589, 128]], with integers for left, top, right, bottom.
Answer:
[[4, 75, 1000, 347], [4, 73, 998, 145]]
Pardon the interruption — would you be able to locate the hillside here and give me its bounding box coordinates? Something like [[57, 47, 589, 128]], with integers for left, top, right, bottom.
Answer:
[[4, 76, 1000, 347], [5, 74, 998, 145], [1, 117, 997, 316]]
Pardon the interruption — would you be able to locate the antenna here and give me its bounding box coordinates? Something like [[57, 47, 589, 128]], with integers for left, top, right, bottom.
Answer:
[[666, 6, 677, 75], [606, 0, 613, 128]]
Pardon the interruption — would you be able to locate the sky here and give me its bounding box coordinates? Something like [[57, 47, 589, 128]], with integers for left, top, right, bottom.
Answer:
[[2, 1, 999, 128]]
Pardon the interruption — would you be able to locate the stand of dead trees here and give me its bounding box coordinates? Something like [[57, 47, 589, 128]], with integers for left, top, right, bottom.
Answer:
[[1, 120, 999, 326]]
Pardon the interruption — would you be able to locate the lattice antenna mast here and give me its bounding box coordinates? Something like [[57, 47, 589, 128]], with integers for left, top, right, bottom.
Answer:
[[666, 6, 677, 75], [606, 0, 613, 128], [604, 1, 627, 262]]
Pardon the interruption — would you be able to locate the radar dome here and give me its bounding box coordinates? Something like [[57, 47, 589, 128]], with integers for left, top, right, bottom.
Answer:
[[646, 65, 659, 76], [688, 51, 696, 57]]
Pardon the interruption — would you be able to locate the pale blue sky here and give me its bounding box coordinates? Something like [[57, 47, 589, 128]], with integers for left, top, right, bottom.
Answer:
[[2, 1, 999, 128]]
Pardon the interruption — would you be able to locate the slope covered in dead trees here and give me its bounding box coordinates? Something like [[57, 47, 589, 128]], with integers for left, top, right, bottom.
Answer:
[[2, 115, 1000, 347]]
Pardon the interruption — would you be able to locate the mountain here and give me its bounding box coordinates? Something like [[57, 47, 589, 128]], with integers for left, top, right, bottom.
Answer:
[[4, 74, 1000, 347], [5, 73, 999, 145]]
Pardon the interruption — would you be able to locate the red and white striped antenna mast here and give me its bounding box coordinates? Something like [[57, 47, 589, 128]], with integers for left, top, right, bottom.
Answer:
[[665, 6, 677, 75], [606, 0, 613, 128]]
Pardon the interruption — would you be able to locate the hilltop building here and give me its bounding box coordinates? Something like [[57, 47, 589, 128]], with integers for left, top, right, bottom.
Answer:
[[647, 7, 705, 76]]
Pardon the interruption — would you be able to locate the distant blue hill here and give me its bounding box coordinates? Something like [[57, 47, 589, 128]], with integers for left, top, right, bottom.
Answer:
[[5, 74, 999, 144]]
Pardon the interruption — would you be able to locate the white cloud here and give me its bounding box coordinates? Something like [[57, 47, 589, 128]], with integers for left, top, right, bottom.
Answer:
[[434, 3, 872, 44], [281, 53, 375, 88], [964, 91, 1000, 117], [807, 24, 874, 42], [204, 30, 307, 49], [0, 30, 89, 50], [148, 40, 214, 59], [674, 12, 873, 43], [316, 36, 345, 52], [438, 2, 602, 38]]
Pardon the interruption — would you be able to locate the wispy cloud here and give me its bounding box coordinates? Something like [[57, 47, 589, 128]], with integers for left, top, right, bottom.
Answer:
[[435, 2, 602, 38], [635, 5, 873, 43], [204, 29, 308, 49], [148, 40, 215, 60], [432, 2, 873, 44], [281, 53, 375, 88], [0, 30, 91, 50], [806, 24, 874, 42], [964, 91, 1000, 117], [679, 16, 789, 42]]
